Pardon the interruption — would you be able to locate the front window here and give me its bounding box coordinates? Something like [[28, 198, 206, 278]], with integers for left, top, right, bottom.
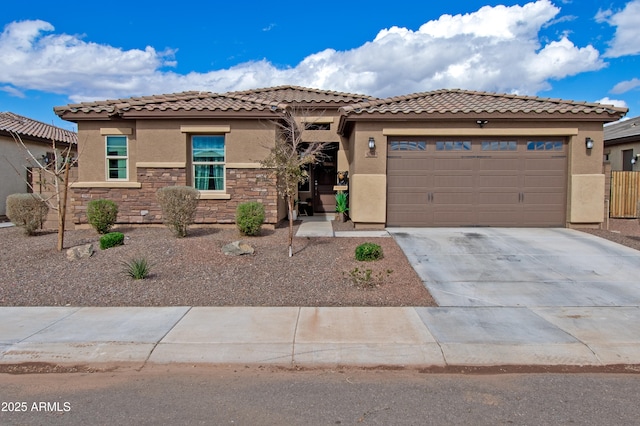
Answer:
[[106, 136, 128, 180], [192, 135, 225, 191]]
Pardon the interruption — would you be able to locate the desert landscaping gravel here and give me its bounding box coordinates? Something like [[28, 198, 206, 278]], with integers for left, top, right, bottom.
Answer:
[[2, 218, 639, 307], [0, 221, 435, 307]]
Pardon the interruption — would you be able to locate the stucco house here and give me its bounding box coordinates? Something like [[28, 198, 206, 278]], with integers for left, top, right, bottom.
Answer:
[[604, 115, 640, 171], [54, 86, 627, 229], [0, 112, 77, 217]]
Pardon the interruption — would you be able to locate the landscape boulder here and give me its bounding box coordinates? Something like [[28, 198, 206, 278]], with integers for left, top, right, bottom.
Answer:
[[222, 241, 254, 256], [66, 243, 94, 261]]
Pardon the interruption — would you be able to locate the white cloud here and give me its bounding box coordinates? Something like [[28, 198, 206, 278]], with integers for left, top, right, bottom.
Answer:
[[0, 20, 175, 97], [595, 97, 628, 109], [0, 1, 608, 102], [0, 85, 25, 97], [611, 78, 640, 94], [599, 0, 640, 57]]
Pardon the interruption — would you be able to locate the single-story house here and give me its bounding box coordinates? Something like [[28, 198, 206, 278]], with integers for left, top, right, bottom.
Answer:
[[0, 112, 77, 217], [54, 86, 627, 229], [604, 115, 640, 171]]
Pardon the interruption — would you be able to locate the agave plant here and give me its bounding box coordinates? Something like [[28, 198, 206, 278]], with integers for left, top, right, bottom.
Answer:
[[335, 192, 349, 213]]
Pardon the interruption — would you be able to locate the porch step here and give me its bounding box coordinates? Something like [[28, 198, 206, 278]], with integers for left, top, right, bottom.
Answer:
[[295, 221, 334, 237]]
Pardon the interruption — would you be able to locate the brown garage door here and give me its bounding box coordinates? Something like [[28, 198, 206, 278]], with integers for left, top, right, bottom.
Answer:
[[387, 138, 567, 227]]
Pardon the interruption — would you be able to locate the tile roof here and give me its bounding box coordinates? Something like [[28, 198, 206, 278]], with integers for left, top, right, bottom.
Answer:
[[340, 89, 628, 118], [0, 112, 77, 144], [225, 85, 378, 105], [604, 115, 640, 142], [54, 86, 377, 119], [54, 91, 285, 117], [54, 86, 628, 122]]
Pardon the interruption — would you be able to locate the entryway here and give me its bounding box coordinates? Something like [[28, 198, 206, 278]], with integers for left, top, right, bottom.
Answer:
[[310, 144, 338, 214]]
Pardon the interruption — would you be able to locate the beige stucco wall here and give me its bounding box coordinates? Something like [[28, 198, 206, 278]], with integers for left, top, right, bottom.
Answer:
[[74, 120, 134, 183], [74, 119, 277, 184], [350, 174, 387, 224], [570, 174, 605, 223], [346, 118, 610, 227], [1, 135, 59, 215]]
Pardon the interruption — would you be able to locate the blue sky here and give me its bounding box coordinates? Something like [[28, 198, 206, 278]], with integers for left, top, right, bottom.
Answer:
[[1, 0, 639, 131]]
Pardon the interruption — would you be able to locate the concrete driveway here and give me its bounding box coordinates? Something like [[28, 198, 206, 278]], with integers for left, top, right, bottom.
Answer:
[[388, 228, 640, 307]]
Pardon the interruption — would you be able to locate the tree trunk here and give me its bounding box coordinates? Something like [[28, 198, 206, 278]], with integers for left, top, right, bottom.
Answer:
[[287, 197, 294, 257], [57, 161, 70, 251]]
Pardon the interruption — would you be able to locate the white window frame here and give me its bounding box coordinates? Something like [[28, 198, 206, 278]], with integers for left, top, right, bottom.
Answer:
[[105, 135, 128, 181]]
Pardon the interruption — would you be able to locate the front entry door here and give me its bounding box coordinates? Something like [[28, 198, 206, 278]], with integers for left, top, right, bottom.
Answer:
[[313, 144, 338, 213]]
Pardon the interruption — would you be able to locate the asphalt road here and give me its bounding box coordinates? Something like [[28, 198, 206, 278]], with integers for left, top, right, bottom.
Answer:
[[2, 365, 640, 425]]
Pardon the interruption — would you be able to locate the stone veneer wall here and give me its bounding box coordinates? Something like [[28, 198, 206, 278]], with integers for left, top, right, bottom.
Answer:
[[70, 167, 278, 227]]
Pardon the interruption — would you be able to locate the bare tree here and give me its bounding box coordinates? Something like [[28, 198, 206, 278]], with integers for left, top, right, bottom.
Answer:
[[260, 108, 329, 257], [8, 132, 77, 251]]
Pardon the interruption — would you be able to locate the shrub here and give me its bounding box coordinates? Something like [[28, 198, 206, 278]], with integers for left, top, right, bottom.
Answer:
[[355, 242, 384, 261], [122, 257, 151, 280], [86, 199, 119, 234], [6, 193, 49, 235], [236, 201, 265, 236], [344, 267, 393, 288], [100, 232, 124, 250], [156, 186, 200, 237]]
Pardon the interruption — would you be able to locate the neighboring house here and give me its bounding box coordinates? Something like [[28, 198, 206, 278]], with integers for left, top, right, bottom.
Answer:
[[0, 112, 77, 217], [604, 116, 640, 171], [54, 86, 626, 229]]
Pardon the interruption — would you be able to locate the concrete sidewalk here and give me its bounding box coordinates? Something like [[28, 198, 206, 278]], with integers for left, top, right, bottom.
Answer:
[[295, 216, 390, 238], [2, 306, 639, 368]]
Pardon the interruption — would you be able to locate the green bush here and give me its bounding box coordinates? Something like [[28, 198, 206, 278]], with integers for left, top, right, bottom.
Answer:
[[156, 186, 200, 237], [236, 201, 265, 236], [86, 199, 119, 234], [6, 193, 49, 235], [122, 257, 151, 280], [100, 232, 124, 250], [355, 242, 384, 261]]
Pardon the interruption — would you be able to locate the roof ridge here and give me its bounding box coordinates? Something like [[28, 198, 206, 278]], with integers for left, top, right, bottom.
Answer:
[[225, 85, 378, 101]]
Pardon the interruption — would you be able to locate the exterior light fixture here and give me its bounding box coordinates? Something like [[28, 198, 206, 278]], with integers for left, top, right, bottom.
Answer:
[[632, 154, 640, 165], [368, 137, 375, 150], [476, 120, 488, 128], [585, 137, 594, 149]]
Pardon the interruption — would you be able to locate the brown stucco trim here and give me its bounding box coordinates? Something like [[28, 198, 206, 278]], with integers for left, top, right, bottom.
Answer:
[[338, 112, 624, 136], [70, 181, 142, 188], [302, 116, 334, 123], [227, 163, 263, 168], [381, 128, 579, 137], [136, 162, 187, 168], [180, 125, 231, 133], [200, 193, 232, 200], [100, 127, 133, 135]]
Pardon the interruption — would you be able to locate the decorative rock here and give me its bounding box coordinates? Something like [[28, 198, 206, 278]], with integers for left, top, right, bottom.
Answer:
[[66, 243, 94, 261], [222, 241, 255, 256]]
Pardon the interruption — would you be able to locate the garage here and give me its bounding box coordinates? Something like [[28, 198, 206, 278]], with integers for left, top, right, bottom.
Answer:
[[386, 137, 567, 227]]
